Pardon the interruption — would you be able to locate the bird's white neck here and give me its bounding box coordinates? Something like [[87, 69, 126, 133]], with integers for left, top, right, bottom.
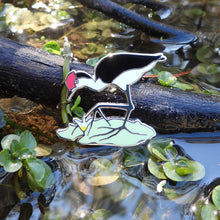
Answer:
[[78, 77, 107, 92]]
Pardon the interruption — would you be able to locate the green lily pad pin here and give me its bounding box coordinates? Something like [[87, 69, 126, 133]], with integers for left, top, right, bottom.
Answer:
[[57, 52, 167, 146]]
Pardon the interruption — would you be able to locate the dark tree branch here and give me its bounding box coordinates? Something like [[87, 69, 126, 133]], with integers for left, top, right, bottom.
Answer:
[[114, 0, 169, 11], [75, 0, 197, 44], [0, 37, 219, 133]]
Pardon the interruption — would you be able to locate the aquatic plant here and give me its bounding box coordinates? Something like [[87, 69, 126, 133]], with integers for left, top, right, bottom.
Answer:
[[147, 138, 205, 182], [0, 131, 54, 194]]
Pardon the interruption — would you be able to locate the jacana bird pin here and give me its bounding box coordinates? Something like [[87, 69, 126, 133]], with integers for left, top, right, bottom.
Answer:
[[57, 52, 166, 146]]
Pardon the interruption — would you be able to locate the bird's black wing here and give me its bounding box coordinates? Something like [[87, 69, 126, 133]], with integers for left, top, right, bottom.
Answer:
[[95, 53, 161, 83]]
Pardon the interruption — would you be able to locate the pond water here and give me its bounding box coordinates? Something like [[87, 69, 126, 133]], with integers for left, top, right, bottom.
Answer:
[[6, 132, 216, 220], [0, 0, 220, 219]]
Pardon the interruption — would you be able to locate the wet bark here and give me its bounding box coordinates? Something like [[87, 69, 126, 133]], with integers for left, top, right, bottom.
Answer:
[[75, 0, 197, 44], [0, 37, 220, 133]]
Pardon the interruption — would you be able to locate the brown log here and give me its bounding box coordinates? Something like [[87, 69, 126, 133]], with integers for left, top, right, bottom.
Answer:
[[0, 37, 93, 105], [0, 37, 220, 133]]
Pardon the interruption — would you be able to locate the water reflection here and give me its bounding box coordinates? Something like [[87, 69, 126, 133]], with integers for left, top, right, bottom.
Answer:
[[42, 140, 216, 220]]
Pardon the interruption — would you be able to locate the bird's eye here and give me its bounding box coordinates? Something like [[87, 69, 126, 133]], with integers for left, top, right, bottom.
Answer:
[[75, 79, 79, 84]]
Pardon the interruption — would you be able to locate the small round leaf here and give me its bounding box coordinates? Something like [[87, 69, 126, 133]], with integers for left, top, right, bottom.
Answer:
[[1, 134, 20, 150], [163, 158, 205, 182], [212, 185, 220, 210], [0, 149, 22, 172], [158, 71, 177, 86], [201, 203, 218, 220], [148, 156, 167, 179], [20, 131, 37, 152]]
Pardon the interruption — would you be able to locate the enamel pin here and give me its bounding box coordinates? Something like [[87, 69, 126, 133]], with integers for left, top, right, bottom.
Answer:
[[57, 52, 166, 146]]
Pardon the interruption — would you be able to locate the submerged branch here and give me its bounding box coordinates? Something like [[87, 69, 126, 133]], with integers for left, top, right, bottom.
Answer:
[[75, 0, 197, 44]]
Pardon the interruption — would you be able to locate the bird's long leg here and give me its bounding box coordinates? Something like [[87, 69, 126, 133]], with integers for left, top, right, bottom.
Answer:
[[87, 107, 111, 134], [122, 84, 135, 127], [88, 85, 138, 140], [85, 85, 134, 127], [85, 102, 131, 119]]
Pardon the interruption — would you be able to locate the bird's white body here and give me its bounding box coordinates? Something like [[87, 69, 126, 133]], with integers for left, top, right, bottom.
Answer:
[[112, 61, 157, 90]]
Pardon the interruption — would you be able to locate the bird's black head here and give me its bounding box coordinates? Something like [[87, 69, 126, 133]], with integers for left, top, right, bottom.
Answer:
[[94, 52, 166, 83]]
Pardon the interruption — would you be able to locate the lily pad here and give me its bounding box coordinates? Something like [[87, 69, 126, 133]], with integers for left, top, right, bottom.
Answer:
[[147, 138, 174, 161], [201, 202, 218, 220], [212, 185, 220, 210], [57, 118, 156, 146], [163, 158, 205, 182], [148, 156, 167, 179]]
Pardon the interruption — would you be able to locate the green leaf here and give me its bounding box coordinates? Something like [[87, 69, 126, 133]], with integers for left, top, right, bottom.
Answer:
[[72, 95, 81, 110], [0, 109, 6, 128], [92, 209, 112, 219], [26, 157, 45, 183], [19, 148, 33, 159], [86, 56, 100, 66], [201, 203, 218, 220], [124, 147, 150, 167], [184, 8, 206, 20], [86, 54, 106, 66], [151, 147, 168, 161], [212, 185, 220, 210], [148, 156, 167, 179], [66, 104, 72, 116], [10, 139, 21, 152], [148, 138, 173, 151], [163, 157, 205, 182], [102, 28, 112, 38], [164, 145, 178, 161], [81, 43, 97, 55], [148, 138, 173, 161], [158, 71, 177, 86], [20, 131, 37, 152], [1, 134, 20, 150], [198, 63, 220, 75], [172, 81, 194, 91], [43, 41, 61, 55], [89, 158, 119, 186], [26, 158, 54, 190], [35, 144, 52, 157], [175, 167, 193, 176], [0, 149, 22, 172], [10, 140, 22, 159], [196, 46, 214, 63], [82, 30, 97, 39], [73, 107, 84, 118], [85, 21, 98, 30]]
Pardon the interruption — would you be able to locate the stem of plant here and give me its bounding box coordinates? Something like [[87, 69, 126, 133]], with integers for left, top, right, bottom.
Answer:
[[5, 118, 56, 143], [142, 69, 192, 78], [61, 37, 72, 125]]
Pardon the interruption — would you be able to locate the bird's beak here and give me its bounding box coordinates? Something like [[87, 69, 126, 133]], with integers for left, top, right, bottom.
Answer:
[[67, 88, 76, 101]]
